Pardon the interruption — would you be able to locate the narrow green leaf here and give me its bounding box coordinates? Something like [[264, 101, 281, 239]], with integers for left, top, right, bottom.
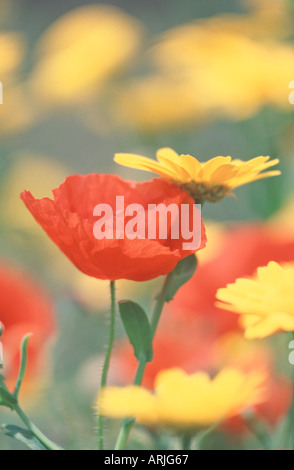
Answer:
[[0, 373, 7, 388], [119, 300, 153, 362], [13, 334, 31, 399], [163, 254, 197, 302], [2, 424, 47, 450], [0, 374, 12, 403], [0, 386, 17, 409]]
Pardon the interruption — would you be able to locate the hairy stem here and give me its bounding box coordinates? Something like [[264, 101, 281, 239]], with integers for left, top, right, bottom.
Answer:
[[98, 280, 116, 450]]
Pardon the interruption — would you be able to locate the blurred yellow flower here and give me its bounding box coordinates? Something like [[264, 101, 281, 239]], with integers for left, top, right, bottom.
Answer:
[[0, 32, 33, 136], [180, 0, 292, 41], [113, 74, 210, 131], [115, 147, 280, 202], [99, 367, 266, 428], [29, 5, 143, 106], [0, 32, 26, 77], [216, 261, 294, 339], [244, 0, 291, 38], [114, 4, 294, 130], [152, 28, 294, 116], [0, 84, 36, 136], [1, 154, 69, 230]]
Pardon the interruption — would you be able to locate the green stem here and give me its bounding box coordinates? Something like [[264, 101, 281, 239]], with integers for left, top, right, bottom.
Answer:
[[244, 411, 272, 450], [98, 280, 116, 450], [114, 358, 146, 450], [150, 273, 174, 335], [114, 271, 174, 450], [15, 404, 63, 450], [181, 433, 192, 450], [194, 420, 221, 450]]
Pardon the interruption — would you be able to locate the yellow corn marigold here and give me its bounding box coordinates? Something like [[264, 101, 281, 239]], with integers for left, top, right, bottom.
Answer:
[[30, 5, 143, 105], [99, 367, 266, 428], [114, 148, 280, 202], [0, 32, 26, 77], [216, 261, 294, 339]]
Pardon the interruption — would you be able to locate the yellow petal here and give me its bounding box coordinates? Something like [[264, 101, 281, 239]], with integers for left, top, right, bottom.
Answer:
[[244, 312, 294, 339], [209, 164, 240, 184], [156, 147, 180, 163], [178, 154, 202, 180], [114, 153, 176, 178], [200, 156, 232, 180], [156, 148, 191, 180], [99, 386, 156, 422]]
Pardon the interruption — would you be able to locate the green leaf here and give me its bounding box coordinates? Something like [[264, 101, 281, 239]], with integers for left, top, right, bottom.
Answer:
[[0, 386, 17, 409], [163, 254, 197, 302], [13, 334, 31, 399], [118, 300, 153, 362], [2, 424, 47, 450], [0, 373, 6, 387]]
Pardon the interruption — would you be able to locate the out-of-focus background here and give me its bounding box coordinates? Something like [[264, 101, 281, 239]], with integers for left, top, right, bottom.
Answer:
[[1, 0, 294, 450]]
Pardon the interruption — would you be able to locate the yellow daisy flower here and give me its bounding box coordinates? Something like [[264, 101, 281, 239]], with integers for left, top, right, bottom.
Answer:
[[114, 148, 280, 202], [216, 261, 294, 339], [30, 5, 142, 106], [0, 32, 26, 77], [99, 367, 266, 429]]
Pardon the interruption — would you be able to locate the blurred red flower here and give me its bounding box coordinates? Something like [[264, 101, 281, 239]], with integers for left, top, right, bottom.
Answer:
[[111, 223, 294, 428], [0, 263, 55, 395], [21, 174, 206, 281], [170, 223, 294, 335]]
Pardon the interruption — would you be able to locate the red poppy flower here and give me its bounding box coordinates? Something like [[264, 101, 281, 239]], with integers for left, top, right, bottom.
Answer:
[[21, 174, 206, 281], [0, 262, 55, 395]]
